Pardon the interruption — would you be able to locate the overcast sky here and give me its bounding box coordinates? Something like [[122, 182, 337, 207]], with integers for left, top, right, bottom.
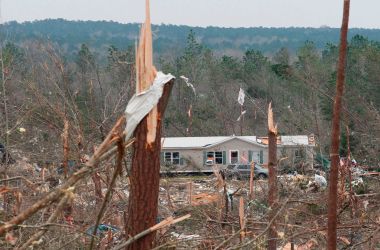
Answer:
[[1, 0, 380, 28]]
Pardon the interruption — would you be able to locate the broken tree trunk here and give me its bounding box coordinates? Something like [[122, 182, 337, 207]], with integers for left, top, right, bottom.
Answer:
[[239, 197, 245, 242], [268, 102, 278, 250], [125, 80, 174, 249], [249, 161, 255, 200], [91, 146, 104, 203], [125, 1, 174, 249], [92, 172, 103, 203], [327, 1, 350, 250]]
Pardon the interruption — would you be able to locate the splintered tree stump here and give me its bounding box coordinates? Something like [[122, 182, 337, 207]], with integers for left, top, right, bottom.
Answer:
[[268, 102, 278, 250], [125, 80, 174, 250]]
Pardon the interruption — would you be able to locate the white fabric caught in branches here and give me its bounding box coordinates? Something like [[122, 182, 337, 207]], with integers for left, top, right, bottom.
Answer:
[[124, 72, 175, 141], [180, 75, 196, 95], [237, 110, 247, 122], [238, 88, 245, 106]]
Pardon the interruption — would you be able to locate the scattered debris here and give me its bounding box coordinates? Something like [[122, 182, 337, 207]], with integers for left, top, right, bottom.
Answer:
[[237, 88, 245, 106], [180, 75, 196, 95], [86, 224, 120, 236], [314, 173, 327, 187]]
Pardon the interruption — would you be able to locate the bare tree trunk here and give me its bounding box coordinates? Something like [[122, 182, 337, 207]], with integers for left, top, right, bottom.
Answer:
[[62, 118, 69, 178], [125, 80, 174, 250], [92, 172, 103, 202], [268, 102, 278, 250], [249, 162, 255, 200], [0, 44, 10, 174], [91, 145, 103, 203], [346, 126, 354, 218], [327, 1, 350, 249], [240, 105, 243, 136]]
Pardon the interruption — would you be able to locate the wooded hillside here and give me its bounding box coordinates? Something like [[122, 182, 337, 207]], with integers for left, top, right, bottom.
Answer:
[[0, 12, 379, 249], [1, 20, 379, 165], [3, 19, 380, 57]]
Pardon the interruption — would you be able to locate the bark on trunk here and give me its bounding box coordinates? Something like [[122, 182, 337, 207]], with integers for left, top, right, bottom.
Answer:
[[327, 1, 350, 249], [249, 162, 255, 200], [125, 80, 174, 250], [92, 172, 103, 202], [268, 103, 278, 250]]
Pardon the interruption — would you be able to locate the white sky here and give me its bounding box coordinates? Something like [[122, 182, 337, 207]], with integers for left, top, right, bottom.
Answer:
[[1, 0, 380, 28]]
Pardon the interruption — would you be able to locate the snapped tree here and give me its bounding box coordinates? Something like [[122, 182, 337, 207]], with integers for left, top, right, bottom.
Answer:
[[327, 1, 350, 249], [125, 0, 174, 249]]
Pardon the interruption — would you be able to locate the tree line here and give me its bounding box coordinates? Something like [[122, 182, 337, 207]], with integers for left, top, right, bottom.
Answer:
[[3, 19, 380, 58], [0, 30, 379, 166]]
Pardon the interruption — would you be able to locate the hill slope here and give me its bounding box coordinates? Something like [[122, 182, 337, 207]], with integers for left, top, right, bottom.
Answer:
[[3, 19, 380, 57]]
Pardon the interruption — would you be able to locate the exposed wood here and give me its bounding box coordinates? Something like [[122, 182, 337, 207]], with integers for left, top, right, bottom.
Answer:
[[239, 197, 245, 241], [125, 2, 175, 249], [188, 182, 193, 205], [268, 102, 278, 250], [125, 80, 174, 249], [327, 1, 350, 249], [135, 0, 158, 146], [187, 104, 193, 136], [191, 193, 220, 206], [249, 161, 255, 200]]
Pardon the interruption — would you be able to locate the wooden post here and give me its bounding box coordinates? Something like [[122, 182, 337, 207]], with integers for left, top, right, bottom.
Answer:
[[188, 182, 193, 205], [268, 102, 278, 250], [239, 197, 245, 242], [41, 168, 45, 182], [327, 1, 350, 249], [249, 161, 255, 200]]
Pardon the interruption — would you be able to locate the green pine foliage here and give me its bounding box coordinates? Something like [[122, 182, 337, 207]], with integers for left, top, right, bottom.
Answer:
[[0, 21, 379, 164]]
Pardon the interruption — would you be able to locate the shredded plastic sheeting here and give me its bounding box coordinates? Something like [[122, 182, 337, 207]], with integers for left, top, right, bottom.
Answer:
[[314, 174, 327, 187], [180, 75, 196, 95], [238, 88, 245, 106], [124, 71, 175, 141]]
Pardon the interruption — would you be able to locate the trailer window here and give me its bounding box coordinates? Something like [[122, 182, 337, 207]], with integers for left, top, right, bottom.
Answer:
[[164, 152, 180, 165], [206, 151, 223, 164]]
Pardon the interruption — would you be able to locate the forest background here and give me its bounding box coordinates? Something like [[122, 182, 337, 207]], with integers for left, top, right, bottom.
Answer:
[[0, 19, 379, 165]]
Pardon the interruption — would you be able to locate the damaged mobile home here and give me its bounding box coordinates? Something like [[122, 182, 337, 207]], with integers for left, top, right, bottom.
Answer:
[[161, 134, 316, 173]]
